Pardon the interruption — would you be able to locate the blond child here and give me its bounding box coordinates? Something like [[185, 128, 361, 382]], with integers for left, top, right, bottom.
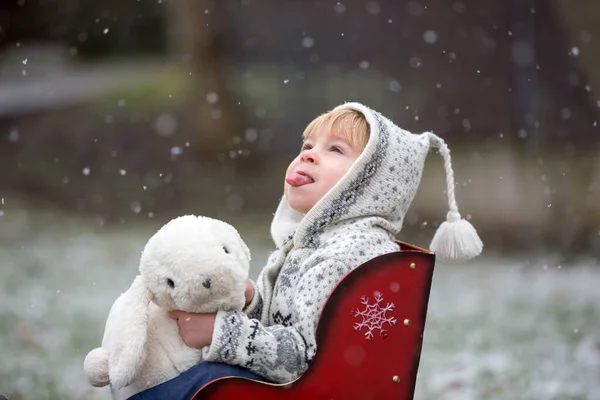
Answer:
[[133, 102, 482, 399]]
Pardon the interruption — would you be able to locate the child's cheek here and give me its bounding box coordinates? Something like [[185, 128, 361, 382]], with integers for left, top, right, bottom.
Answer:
[[286, 157, 300, 175]]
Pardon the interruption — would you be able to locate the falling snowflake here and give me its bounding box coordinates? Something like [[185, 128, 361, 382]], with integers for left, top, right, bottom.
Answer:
[[352, 293, 397, 340]]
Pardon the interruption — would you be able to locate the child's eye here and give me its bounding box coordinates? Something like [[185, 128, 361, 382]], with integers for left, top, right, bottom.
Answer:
[[301, 143, 313, 151], [330, 146, 343, 154]]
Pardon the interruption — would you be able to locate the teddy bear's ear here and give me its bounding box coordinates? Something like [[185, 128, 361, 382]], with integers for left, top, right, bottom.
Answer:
[[106, 275, 153, 390]]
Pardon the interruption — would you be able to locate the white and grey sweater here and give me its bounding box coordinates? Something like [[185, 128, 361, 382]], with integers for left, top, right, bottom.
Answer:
[[201, 102, 437, 383]]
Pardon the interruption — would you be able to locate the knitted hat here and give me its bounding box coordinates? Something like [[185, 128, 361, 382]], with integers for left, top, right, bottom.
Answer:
[[270, 102, 483, 262]]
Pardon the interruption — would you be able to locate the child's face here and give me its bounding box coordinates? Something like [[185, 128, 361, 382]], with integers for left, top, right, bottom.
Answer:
[[284, 129, 363, 214]]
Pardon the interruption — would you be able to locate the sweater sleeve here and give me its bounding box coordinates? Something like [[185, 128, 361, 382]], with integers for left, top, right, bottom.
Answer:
[[201, 258, 349, 383]]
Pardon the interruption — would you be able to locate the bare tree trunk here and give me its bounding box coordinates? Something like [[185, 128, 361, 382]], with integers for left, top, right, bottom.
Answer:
[[163, 0, 242, 162]]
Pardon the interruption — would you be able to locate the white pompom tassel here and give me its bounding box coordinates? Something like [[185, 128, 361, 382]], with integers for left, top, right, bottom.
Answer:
[[430, 211, 483, 262], [425, 132, 483, 262]]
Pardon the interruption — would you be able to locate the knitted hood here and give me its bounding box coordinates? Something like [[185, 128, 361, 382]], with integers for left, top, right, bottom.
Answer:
[[270, 102, 482, 262]]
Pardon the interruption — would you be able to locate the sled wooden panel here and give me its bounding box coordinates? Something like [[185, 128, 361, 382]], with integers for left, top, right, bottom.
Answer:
[[193, 242, 435, 400]]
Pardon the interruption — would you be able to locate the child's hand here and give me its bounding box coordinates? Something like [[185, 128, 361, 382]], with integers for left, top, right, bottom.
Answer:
[[245, 279, 254, 307], [168, 311, 216, 349]]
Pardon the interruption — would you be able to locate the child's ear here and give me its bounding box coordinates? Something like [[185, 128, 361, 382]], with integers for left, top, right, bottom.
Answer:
[[106, 275, 153, 389]]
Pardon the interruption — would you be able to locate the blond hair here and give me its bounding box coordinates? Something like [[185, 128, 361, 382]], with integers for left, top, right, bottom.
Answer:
[[302, 109, 370, 150]]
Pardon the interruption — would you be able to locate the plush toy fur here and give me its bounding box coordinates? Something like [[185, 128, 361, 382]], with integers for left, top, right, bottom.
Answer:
[[83, 215, 251, 400]]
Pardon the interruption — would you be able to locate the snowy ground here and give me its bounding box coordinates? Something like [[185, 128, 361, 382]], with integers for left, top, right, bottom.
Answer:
[[0, 207, 599, 400]]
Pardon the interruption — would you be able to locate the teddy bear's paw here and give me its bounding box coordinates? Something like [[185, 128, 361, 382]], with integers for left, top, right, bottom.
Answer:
[[110, 348, 146, 390], [83, 347, 110, 387], [110, 364, 136, 390]]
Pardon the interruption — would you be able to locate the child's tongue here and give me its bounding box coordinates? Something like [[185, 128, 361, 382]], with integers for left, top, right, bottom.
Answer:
[[286, 172, 313, 187]]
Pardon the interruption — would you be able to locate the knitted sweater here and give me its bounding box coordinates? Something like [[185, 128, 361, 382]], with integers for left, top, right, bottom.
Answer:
[[201, 102, 435, 383]]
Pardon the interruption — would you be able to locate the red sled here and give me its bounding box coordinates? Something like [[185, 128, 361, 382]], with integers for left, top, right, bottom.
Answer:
[[193, 242, 435, 400]]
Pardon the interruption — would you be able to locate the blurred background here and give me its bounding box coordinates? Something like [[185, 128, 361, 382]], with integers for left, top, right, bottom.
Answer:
[[0, 1, 599, 399]]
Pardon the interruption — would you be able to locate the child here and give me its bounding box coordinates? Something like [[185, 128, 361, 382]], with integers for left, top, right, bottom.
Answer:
[[131, 102, 482, 399]]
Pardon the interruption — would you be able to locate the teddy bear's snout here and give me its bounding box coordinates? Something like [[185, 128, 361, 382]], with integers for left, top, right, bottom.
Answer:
[[202, 278, 211, 289]]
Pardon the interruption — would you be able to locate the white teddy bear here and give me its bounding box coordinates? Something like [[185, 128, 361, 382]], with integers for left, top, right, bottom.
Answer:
[[83, 215, 251, 400]]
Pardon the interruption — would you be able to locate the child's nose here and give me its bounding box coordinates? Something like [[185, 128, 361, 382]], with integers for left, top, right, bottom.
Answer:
[[300, 150, 317, 164]]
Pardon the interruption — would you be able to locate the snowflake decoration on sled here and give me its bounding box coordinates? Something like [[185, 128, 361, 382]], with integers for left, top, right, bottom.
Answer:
[[352, 292, 397, 340]]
